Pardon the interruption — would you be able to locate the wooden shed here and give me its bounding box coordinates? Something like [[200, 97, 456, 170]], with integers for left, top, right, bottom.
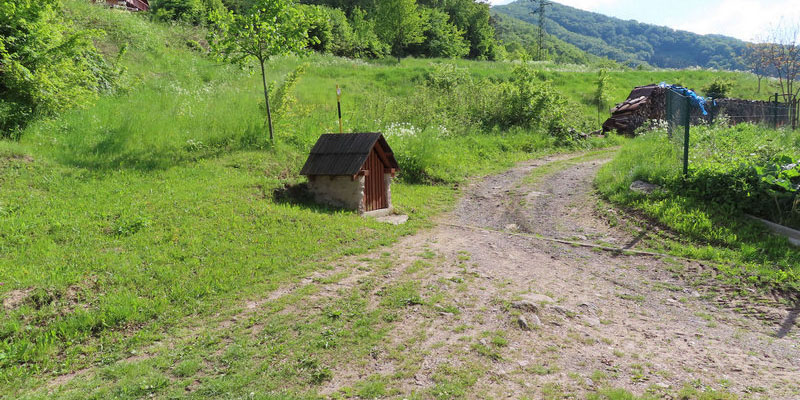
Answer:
[[300, 133, 399, 215]]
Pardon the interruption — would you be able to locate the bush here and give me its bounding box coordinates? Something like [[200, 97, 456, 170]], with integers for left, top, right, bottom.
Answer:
[[411, 8, 469, 59], [703, 77, 733, 99], [600, 123, 800, 228], [423, 63, 471, 90], [150, 0, 225, 24], [0, 0, 121, 135], [485, 65, 580, 144]]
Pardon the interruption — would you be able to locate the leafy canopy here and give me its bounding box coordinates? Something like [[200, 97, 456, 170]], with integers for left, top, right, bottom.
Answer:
[[375, 0, 427, 59], [208, 0, 313, 65]]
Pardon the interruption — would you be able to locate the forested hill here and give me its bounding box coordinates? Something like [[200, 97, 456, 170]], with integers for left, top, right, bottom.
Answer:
[[493, 0, 748, 70], [490, 11, 600, 65]]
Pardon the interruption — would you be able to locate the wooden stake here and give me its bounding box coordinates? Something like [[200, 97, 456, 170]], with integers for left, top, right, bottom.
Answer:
[[336, 85, 343, 134]]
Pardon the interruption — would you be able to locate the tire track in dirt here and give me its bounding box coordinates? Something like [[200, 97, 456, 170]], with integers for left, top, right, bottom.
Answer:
[[41, 150, 800, 398], [321, 149, 800, 398]]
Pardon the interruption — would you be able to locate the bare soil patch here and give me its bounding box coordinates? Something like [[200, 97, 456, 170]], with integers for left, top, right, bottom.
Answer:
[[319, 150, 800, 398], [37, 150, 800, 398]]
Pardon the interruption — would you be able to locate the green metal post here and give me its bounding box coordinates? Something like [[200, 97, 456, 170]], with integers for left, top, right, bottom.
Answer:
[[683, 98, 690, 177], [666, 89, 673, 138], [773, 93, 779, 129]]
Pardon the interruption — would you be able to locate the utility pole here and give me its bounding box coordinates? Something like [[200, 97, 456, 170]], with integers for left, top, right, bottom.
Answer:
[[530, 0, 552, 61]]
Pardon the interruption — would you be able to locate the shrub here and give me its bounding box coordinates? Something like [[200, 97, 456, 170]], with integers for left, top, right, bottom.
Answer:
[[150, 0, 225, 24], [600, 123, 800, 229], [0, 0, 121, 136], [484, 65, 578, 144], [411, 8, 469, 59], [423, 63, 471, 91], [703, 77, 733, 99]]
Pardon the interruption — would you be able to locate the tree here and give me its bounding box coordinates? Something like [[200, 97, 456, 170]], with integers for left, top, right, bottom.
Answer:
[[761, 20, 800, 126], [742, 43, 768, 93], [593, 69, 610, 124], [349, 7, 388, 58], [763, 21, 800, 101], [375, 0, 426, 61], [423, 0, 496, 60], [411, 7, 469, 58], [208, 0, 314, 141]]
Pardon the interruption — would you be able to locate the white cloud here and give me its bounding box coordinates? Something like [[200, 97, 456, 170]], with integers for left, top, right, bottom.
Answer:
[[673, 1, 800, 42], [487, 0, 800, 42]]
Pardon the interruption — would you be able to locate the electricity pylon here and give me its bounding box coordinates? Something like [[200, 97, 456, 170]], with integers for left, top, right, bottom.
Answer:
[[530, 0, 552, 60]]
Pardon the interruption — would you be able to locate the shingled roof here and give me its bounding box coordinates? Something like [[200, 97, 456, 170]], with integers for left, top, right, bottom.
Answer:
[[300, 133, 399, 176]]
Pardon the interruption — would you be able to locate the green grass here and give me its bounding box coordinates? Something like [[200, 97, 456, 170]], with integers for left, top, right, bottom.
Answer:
[[595, 124, 800, 292], [0, 1, 774, 397], [0, 2, 626, 393]]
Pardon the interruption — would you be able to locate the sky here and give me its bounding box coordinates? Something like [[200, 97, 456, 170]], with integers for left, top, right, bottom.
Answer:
[[487, 0, 800, 42]]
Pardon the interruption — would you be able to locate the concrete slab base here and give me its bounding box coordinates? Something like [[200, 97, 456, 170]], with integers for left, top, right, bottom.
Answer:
[[363, 208, 393, 218], [373, 214, 409, 225], [746, 214, 800, 247]]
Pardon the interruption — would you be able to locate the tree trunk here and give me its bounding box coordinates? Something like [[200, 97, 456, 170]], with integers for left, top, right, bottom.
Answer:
[[259, 59, 274, 142], [757, 76, 762, 94]]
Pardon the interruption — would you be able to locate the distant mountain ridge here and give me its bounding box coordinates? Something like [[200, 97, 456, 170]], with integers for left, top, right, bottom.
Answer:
[[493, 0, 748, 70]]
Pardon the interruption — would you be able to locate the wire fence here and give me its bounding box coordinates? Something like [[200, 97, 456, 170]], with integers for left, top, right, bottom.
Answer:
[[665, 88, 690, 176], [667, 90, 800, 176], [708, 94, 799, 129]]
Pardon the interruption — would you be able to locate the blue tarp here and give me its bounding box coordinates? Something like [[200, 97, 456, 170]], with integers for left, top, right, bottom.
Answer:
[[658, 82, 710, 115]]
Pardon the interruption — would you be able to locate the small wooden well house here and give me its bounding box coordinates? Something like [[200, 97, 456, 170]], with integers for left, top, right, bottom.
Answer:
[[300, 133, 399, 215]]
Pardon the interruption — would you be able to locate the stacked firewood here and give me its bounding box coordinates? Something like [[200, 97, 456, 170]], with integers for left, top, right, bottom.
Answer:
[[602, 84, 794, 134], [602, 84, 666, 135]]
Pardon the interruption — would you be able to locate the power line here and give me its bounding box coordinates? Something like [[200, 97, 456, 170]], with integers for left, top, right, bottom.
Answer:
[[530, 0, 552, 60]]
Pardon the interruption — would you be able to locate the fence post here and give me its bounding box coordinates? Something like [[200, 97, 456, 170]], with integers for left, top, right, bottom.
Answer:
[[773, 93, 779, 129], [708, 98, 714, 125], [666, 88, 673, 138], [683, 97, 690, 177]]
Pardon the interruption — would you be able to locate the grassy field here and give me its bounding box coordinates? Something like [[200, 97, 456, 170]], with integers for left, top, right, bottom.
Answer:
[[0, 1, 617, 393], [0, 1, 775, 397]]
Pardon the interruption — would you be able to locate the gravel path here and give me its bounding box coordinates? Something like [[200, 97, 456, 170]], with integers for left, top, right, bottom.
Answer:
[[37, 150, 800, 399], [325, 149, 800, 398]]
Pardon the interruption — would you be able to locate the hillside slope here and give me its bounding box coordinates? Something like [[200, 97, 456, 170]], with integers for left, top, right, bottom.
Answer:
[[494, 0, 748, 69], [491, 11, 600, 64]]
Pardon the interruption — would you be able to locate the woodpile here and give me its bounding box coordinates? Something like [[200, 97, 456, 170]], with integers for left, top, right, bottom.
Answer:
[[602, 84, 666, 135], [602, 84, 793, 134]]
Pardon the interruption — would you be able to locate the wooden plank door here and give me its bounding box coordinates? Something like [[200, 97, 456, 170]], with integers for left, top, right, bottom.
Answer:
[[364, 148, 387, 211]]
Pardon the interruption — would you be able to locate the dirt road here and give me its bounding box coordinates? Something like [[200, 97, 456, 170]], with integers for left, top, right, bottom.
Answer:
[[40, 149, 800, 399], [320, 149, 800, 398]]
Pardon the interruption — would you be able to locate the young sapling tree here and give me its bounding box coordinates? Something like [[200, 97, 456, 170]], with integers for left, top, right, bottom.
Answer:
[[207, 0, 313, 142], [593, 69, 611, 124]]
